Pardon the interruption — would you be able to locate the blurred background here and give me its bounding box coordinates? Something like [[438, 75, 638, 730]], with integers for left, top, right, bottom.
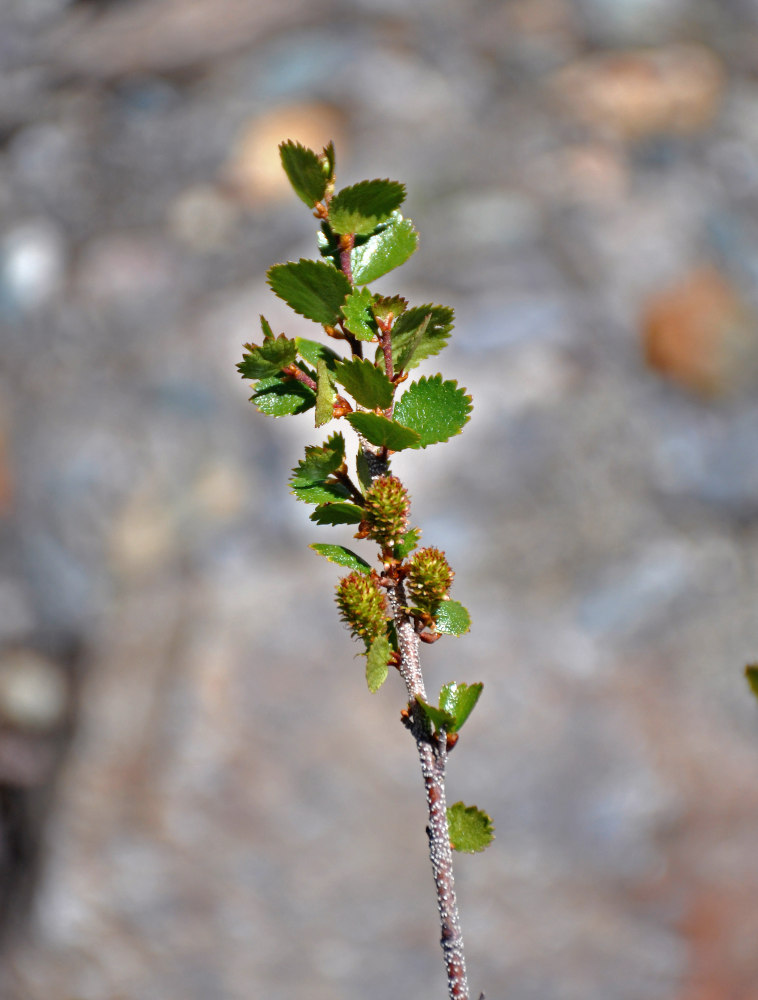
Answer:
[[1, 0, 758, 997]]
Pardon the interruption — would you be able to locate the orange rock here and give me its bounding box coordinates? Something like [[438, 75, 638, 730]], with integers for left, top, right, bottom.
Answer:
[[223, 103, 346, 207], [642, 267, 758, 396], [551, 44, 725, 140]]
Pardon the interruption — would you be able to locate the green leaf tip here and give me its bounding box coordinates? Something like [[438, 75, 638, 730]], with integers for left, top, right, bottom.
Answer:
[[279, 140, 328, 208], [366, 635, 391, 693], [746, 664, 758, 701], [329, 179, 406, 236], [447, 802, 495, 854], [334, 357, 394, 410], [346, 412, 420, 452], [315, 358, 336, 427], [267, 259, 351, 327], [310, 543, 371, 573], [394, 375, 472, 448], [434, 600, 471, 636]]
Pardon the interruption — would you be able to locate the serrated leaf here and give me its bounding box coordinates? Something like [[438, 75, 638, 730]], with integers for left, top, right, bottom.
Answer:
[[393, 527, 421, 560], [268, 259, 351, 326], [279, 140, 328, 208], [291, 434, 345, 488], [317, 221, 341, 269], [417, 698, 457, 734], [447, 802, 495, 854], [351, 213, 418, 284], [746, 665, 758, 701], [381, 305, 454, 373], [329, 179, 406, 236], [366, 634, 391, 693], [238, 335, 297, 380], [334, 358, 394, 410], [341, 287, 377, 341], [434, 600, 471, 636], [310, 502, 365, 526], [251, 375, 315, 416], [291, 482, 351, 504], [260, 315, 274, 341], [296, 337, 341, 370], [393, 375, 472, 448], [315, 359, 336, 427], [310, 543, 371, 573], [439, 682, 483, 733], [346, 412, 421, 452]]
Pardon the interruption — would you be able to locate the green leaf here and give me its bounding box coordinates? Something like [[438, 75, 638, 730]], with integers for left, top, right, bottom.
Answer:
[[329, 179, 406, 236], [447, 802, 495, 854], [238, 335, 297, 380], [316, 221, 341, 269], [746, 665, 758, 701], [310, 543, 371, 573], [296, 337, 341, 370], [381, 305, 454, 373], [279, 140, 328, 208], [372, 296, 408, 324], [260, 315, 274, 341], [291, 482, 351, 504], [250, 375, 315, 416], [351, 213, 418, 285], [321, 141, 336, 183], [417, 698, 456, 734], [393, 375, 472, 448], [334, 358, 395, 410], [434, 600, 471, 636], [346, 412, 420, 451], [341, 287, 377, 341], [366, 635, 391, 693], [315, 359, 335, 427], [291, 434, 346, 487], [310, 503, 364, 526], [268, 259, 351, 327], [393, 527, 421, 560], [439, 682, 483, 733]]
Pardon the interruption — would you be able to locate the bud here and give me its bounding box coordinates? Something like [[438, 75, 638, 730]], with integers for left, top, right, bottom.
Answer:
[[335, 570, 388, 646], [361, 475, 410, 550], [406, 547, 454, 613]]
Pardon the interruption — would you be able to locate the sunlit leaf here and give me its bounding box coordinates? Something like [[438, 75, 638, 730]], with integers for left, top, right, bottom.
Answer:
[[434, 600, 471, 636], [279, 140, 328, 208], [291, 482, 351, 504], [296, 337, 341, 370], [447, 802, 495, 854], [329, 179, 406, 236], [366, 634, 391, 693], [291, 434, 345, 488], [250, 374, 315, 416], [315, 359, 335, 427], [393, 527, 421, 560], [416, 697, 456, 734], [393, 375, 472, 448], [341, 287, 377, 341], [351, 213, 418, 284], [439, 682, 483, 733], [380, 304, 454, 373]]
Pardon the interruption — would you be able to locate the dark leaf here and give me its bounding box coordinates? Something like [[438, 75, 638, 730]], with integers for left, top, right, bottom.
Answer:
[[310, 502, 365, 526], [238, 335, 297, 380], [346, 412, 420, 451], [268, 259, 351, 326], [341, 287, 377, 341], [291, 434, 345, 488], [250, 375, 315, 416], [334, 358, 394, 409], [310, 543, 371, 573], [329, 179, 406, 236], [279, 140, 328, 208]]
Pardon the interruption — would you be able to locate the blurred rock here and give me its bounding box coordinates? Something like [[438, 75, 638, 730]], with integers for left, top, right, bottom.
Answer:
[[223, 103, 346, 207], [0, 220, 66, 314], [0, 650, 68, 733], [167, 184, 239, 252], [552, 44, 725, 140], [642, 266, 758, 396], [573, 0, 689, 46]]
